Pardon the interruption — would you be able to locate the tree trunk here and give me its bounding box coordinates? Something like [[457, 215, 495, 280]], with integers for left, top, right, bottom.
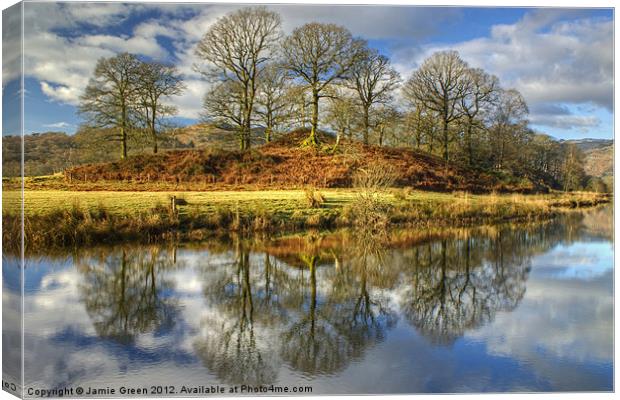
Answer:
[[244, 121, 252, 150], [151, 109, 158, 154], [238, 129, 245, 151], [120, 126, 127, 160], [442, 118, 449, 164], [498, 131, 505, 170], [120, 105, 128, 159], [265, 125, 272, 143], [466, 124, 473, 167], [363, 107, 370, 145], [308, 89, 320, 146]]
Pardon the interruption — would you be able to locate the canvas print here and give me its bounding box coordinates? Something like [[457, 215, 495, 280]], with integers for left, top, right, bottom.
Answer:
[[1, 1, 614, 397]]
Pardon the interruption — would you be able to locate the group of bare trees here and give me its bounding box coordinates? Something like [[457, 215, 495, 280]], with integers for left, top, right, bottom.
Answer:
[[196, 7, 401, 148], [401, 50, 534, 172], [77, 6, 590, 190], [79, 53, 185, 158]]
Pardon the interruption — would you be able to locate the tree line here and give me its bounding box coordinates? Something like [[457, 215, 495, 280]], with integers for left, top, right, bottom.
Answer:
[[78, 6, 597, 191]]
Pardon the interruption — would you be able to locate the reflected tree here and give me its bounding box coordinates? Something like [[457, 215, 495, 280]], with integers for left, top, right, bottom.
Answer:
[[400, 234, 529, 345], [279, 253, 353, 376], [193, 239, 283, 385], [279, 233, 398, 376], [328, 233, 398, 353], [78, 247, 179, 344]]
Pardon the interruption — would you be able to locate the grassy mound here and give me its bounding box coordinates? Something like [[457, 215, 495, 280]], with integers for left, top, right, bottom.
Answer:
[[63, 129, 532, 193]]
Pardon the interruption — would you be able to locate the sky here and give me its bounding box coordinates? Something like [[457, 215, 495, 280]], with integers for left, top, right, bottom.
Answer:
[[1, 2, 614, 140]]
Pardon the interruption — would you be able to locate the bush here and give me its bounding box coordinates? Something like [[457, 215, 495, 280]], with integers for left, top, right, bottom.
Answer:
[[347, 194, 393, 232], [392, 187, 413, 201], [353, 162, 397, 192], [305, 187, 325, 208]]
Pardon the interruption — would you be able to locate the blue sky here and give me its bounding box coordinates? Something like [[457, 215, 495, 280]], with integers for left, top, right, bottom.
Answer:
[[2, 2, 614, 140]]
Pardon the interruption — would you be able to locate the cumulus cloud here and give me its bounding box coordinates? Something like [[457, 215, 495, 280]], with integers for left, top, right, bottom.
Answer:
[[528, 102, 601, 131], [21, 3, 180, 105], [42, 121, 72, 129], [530, 114, 601, 131], [270, 4, 462, 38], [392, 9, 613, 134], [17, 4, 613, 133], [2, 3, 24, 85]]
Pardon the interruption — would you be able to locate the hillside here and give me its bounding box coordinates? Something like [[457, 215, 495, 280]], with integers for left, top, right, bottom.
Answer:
[[582, 144, 613, 179], [1, 123, 265, 177], [564, 138, 613, 178], [566, 138, 613, 152], [64, 129, 538, 193], [170, 123, 268, 149]]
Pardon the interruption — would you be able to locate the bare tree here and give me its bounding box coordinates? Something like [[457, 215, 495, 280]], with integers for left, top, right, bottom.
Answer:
[[287, 83, 312, 129], [254, 63, 293, 142], [202, 80, 247, 149], [403, 101, 438, 151], [459, 68, 498, 166], [325, 86, 359, 146], [282, 23, 364, 146], [490, 88, 529, 170], [136, 61, 185, 154], [348, 47, 400, 145], [372, 105, 401, 147], [79, 52, 141, 160], [195, 6, 282, 150], [404, 51, 470, 163]]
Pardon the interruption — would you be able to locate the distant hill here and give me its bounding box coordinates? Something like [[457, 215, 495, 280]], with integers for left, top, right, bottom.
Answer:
[[565, 138, 613, 152], [564, 138, 613, 179], [583, 144, 613, 178], [3, 132, 75, 176], [170, 123, 268, 150], [2, 123, 269, 177]]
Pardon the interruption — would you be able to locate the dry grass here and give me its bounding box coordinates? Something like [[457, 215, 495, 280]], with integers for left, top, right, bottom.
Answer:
[[2, 188, 610, 251], [6, 130, 507, 193], [304, 187, 326, 208]]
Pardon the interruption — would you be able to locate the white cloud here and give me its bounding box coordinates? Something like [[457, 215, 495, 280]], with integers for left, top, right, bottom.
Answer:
[[18, 4, 613, 134], [391, 10, 612, 135], [530, 114, 601, 131], [21, 5, 178, 105], [2, 3, 24, 85], [42, 121, 72, 129], [270, 4, 461, 38], [76, 33, 169, 60], [166, 79, 211, 119]]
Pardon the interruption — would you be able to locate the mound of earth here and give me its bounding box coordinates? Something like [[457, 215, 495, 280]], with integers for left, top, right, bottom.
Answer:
[[65, 129, 518, 192]]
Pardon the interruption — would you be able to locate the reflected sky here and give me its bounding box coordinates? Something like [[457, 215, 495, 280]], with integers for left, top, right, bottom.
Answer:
[[6, 206, 613, 394]]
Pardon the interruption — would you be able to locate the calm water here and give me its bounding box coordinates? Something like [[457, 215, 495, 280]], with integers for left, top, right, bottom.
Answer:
[[3, 206, 613, 395]]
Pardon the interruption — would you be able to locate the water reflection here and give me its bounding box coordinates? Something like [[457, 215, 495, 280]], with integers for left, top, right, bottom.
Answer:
[[13, 207, 613, 393], [78, 248, 180, 344], [194, 241, 280, 385]]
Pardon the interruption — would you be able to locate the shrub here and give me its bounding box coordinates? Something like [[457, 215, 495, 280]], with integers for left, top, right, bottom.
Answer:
[[392, 187, 414, 202], [305, 187, 325, 208], [305, 214, 323, 227], [353, 162, 397, 192]]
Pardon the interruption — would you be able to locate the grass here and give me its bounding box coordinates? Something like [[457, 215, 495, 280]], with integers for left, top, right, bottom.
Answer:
[[2, 188, 610, 252]]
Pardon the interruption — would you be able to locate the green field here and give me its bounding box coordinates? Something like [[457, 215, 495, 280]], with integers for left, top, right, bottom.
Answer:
[[2, 188, 610, 252], [2, 188, 608, 217]]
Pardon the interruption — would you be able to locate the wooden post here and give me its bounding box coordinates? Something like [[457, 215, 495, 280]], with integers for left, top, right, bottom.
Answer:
[[171, 196, 177, 214]]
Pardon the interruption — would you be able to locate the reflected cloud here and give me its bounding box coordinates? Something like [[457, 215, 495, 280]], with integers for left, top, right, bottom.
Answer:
[[19, 206, 613, 393]]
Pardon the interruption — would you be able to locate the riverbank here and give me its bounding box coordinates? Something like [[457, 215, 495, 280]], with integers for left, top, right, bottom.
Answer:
[[2, 189, 610, 252]]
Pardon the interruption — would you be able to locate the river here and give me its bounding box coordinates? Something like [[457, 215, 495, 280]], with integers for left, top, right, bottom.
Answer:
[[3, 205, 613, 394]]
